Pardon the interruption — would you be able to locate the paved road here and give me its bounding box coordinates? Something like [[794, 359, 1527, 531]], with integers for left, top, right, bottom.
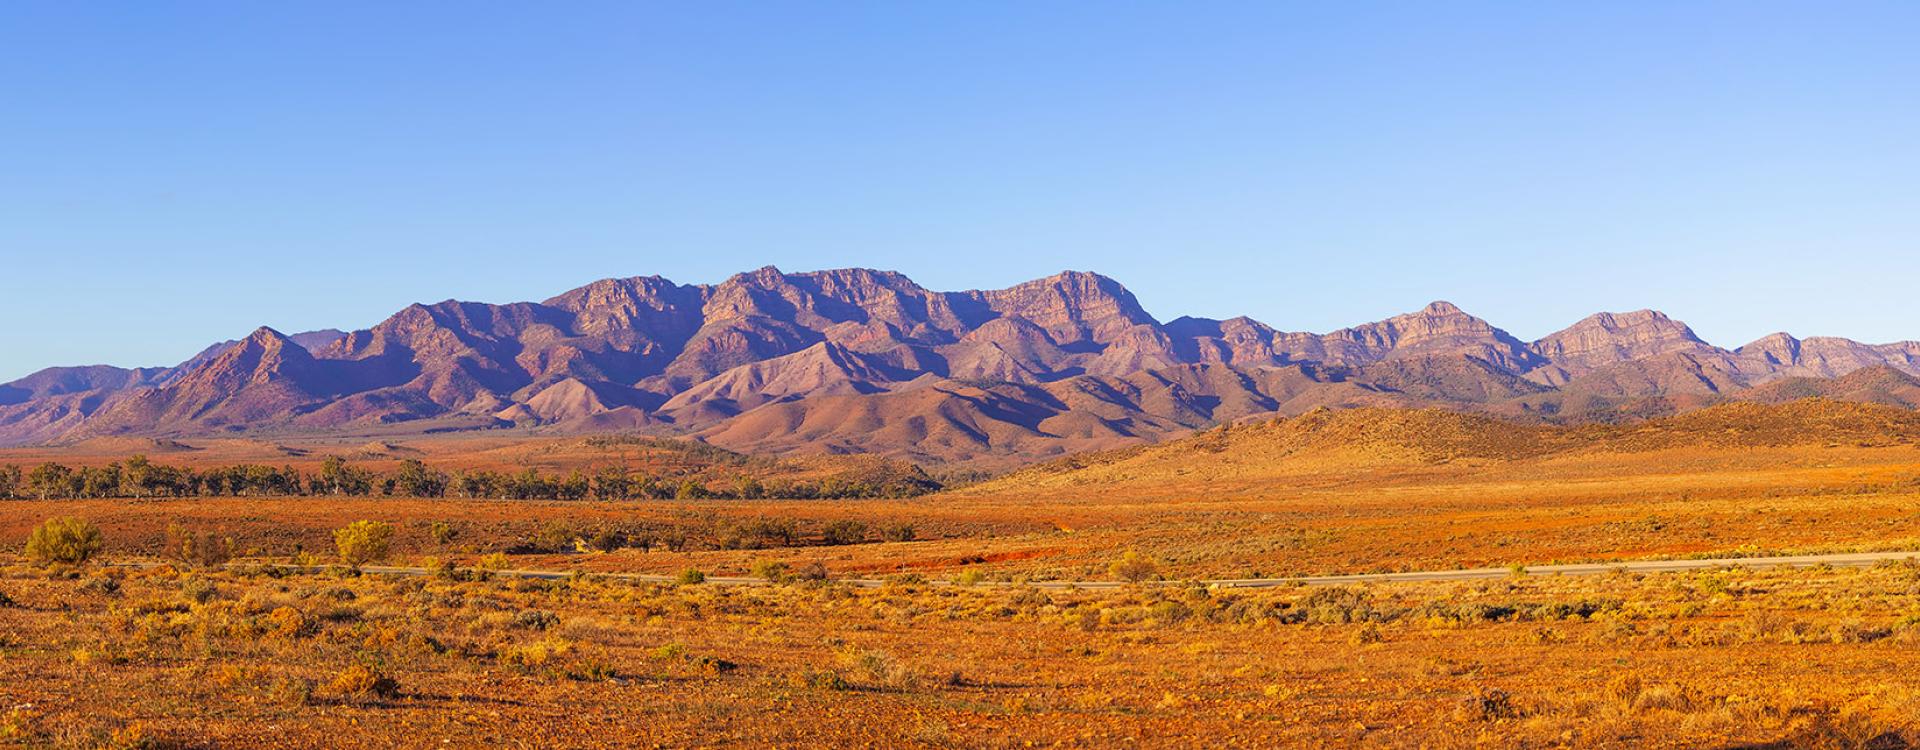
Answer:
[[136, 549, 1917, 589]]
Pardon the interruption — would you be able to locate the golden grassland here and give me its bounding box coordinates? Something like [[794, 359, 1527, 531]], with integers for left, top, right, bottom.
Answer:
[[4, 443, 1918, 584], [6, 403, 1920, 746], [4, 559, 1920, 748]]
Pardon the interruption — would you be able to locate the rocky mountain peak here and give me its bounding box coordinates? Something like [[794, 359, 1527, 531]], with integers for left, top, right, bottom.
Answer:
[[975, 270, 1158, 345], [1528, 309, 1713, 378], [1316, 300, 1536, 369]]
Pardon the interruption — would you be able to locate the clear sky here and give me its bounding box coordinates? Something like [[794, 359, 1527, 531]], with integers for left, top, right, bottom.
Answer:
[[3, 2, 1917, 381]]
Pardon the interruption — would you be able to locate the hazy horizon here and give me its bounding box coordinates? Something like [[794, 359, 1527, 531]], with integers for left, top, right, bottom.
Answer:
[[5, 2, 1917, 380]]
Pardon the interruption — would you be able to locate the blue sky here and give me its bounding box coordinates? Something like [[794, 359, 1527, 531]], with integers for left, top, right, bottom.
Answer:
[[3, 2, 1917, 380]]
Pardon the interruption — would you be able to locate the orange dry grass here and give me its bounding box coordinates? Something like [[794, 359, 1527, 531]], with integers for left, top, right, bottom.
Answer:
[[2, 560, 1919, 748], [3, 444, 1919, 581]]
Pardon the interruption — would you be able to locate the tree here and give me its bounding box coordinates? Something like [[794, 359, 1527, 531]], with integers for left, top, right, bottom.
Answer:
[[334, 521, 394, 567], [390, 460, 447, 498], [122, 454, 153, 498], [591, 468, 632, 501], [508, 469, 549, 500], [26, 463, 73, 500], [319, 457, 372, 496], [25, 516, 104, 564], [80, 464, 121, 498], [557, 471, 590, 501]]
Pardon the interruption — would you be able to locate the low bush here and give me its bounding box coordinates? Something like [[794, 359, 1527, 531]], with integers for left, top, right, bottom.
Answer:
[[165, 522, 235, 568], [821, 520, 869, 546], [25, 516, 104, 565], [327, 664, 399, 703], [334, 521, 394, 567], [1108, 550, 1160, 583], [750, 560, 792, 583], [793, 561, 830, 582]]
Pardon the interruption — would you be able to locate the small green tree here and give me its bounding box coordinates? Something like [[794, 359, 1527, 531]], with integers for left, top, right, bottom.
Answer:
[[334, 520, 394, 567], [25, 516, 104, 564]]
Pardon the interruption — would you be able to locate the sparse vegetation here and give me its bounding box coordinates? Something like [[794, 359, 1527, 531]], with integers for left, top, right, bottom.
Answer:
[[0, 555, 1913, 745], [3, 404, 1920, 746]]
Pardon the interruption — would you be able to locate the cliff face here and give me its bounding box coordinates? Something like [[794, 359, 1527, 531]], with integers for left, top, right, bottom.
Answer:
[[6, 267, 1920, 464]]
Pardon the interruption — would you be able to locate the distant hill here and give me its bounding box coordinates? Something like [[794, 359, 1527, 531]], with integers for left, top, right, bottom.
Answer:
[[1740, 365, 1920, 410], [7, 266, 1920, 465], [972, 400, 1920, 494]]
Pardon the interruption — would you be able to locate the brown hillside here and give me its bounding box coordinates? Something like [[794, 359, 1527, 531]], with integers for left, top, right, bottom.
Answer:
[[977, 399, 1920, 495]]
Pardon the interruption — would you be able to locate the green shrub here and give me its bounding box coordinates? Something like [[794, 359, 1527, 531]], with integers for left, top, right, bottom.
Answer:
[[582, 528, 626, 553], [674, 568, 706, 585], [794, 669, 849, 690], [333, 521, 394, 567], [25, 516, 103, 565], [821, 520, 868, 546], [1108, 550, 1160, 583], [165, 522, 234, 568], [750, 560, 791, 583], [513, 610, 560, 630], [79, 576, 122, 597], [180, 576, 219, 605], [883, 523, 916, 542], [328, 664, 399, 703]]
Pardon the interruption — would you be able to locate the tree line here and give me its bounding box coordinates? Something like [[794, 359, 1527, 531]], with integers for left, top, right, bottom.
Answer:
[[0, 455, 941, 501]]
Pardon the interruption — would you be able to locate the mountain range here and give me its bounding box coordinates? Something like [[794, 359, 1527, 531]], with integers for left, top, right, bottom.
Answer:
[[7, 266, 1920, 465]]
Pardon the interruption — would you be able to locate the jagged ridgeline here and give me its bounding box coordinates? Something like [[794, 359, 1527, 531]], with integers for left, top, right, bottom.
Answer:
[[6, 267, 1920, 465]]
